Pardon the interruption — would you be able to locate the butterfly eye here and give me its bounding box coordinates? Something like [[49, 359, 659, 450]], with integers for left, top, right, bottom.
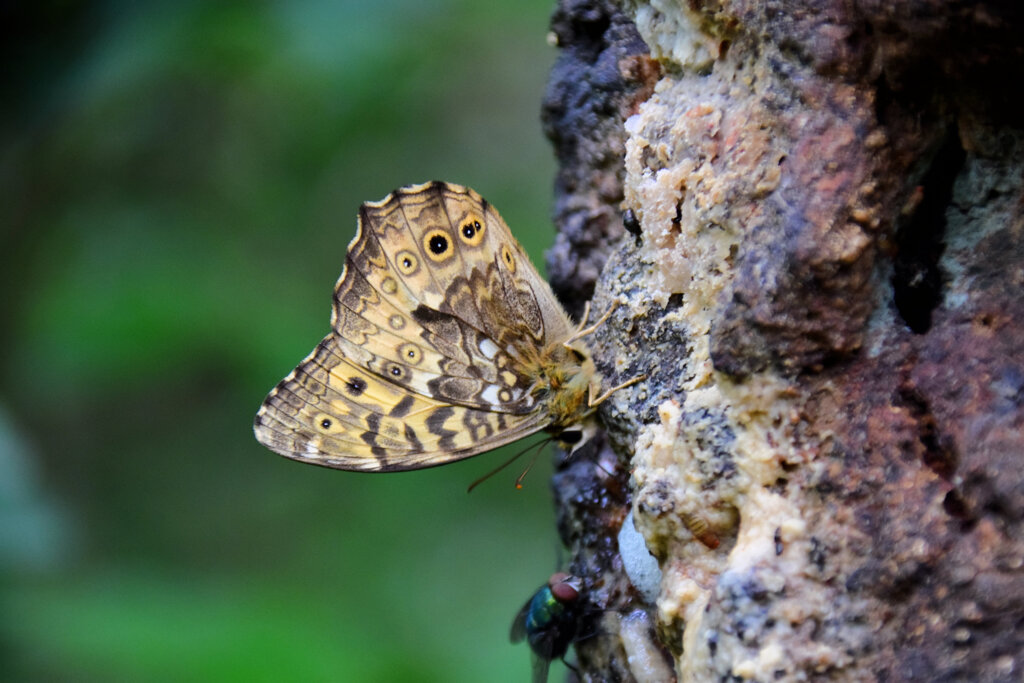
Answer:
[[559, 429, 583, 445], [396, 251, 419, 274], [345, 377, 367, 396], [423, 229, 453, 262], [387, 364, 406, 380], [501, 244, 517, 273], [459, 219, 485, 246], [319, 418, 333, 430]]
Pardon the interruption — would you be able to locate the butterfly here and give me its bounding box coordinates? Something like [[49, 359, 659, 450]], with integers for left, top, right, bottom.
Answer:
[[253, 181, 636, 472], [511, 573, 589, 683]]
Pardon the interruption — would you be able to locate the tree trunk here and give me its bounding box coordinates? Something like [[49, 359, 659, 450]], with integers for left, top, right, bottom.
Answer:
[[542, 1, 1024, 681]]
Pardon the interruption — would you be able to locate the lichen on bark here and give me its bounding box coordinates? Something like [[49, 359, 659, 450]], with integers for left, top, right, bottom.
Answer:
[[543, 1, 1024, 681]]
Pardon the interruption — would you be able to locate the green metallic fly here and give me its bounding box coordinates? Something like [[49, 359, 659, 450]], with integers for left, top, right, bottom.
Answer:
[[511, 573, 588, 682]]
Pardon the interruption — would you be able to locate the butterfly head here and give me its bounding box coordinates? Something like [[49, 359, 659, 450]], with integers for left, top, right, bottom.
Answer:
[[525, 337, 603, 448]]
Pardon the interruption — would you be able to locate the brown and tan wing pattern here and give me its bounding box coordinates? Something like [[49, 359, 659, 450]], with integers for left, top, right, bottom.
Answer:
[[254, 182, 575, 470], [254, 336, 549, 471]]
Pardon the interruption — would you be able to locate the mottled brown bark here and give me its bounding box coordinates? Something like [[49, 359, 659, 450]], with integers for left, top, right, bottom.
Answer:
[[543, 1, 1024, 681]]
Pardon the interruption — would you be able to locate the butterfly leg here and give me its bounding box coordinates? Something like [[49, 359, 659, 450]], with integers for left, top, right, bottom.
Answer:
[[564, 300, 618, 347], [576, 300, 592, 331], [587, 374, 645, 408]]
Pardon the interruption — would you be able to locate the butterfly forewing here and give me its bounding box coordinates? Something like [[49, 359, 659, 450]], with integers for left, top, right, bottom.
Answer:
[[338, 184, 536, 410], [254, 181, 594, 471]]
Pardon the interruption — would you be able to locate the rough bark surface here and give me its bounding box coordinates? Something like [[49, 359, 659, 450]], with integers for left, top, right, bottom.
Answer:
[[543, 1, 1024, 681], [543, 0, 661, 319], [543, 2, 670, 680]]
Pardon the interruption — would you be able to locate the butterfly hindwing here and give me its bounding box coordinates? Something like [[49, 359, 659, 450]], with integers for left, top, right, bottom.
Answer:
[[254, 336, 549, 470]]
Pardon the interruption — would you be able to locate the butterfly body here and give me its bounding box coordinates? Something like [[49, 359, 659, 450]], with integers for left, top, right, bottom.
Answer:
[[254, 182, 607, 471], [521, 339, 596, 432]]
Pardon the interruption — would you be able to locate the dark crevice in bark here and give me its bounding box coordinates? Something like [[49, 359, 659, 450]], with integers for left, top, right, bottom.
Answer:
[[891, 129, 965, 334], [897, 384, 959, 480]]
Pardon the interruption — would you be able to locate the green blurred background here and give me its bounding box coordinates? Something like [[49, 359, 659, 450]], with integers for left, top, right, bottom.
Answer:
[[1, 1, 567, 680]]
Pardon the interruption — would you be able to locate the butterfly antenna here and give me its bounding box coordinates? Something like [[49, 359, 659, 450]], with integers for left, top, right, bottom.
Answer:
[[513, 442, 550, 489], [467, 438, 551, 493]]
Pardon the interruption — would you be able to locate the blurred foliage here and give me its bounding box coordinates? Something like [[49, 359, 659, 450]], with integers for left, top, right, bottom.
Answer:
[[1, 0, 568, 680]]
